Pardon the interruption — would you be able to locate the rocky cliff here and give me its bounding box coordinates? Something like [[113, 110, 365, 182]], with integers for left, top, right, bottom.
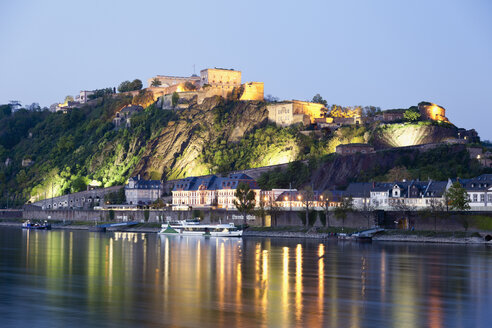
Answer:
[[307, 143, 469, 190], [133, 97, 268, 180]]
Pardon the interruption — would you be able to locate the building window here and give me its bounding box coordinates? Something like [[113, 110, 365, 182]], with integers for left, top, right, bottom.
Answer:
[[480, 194, 485, 202], [473, 194, 478, 202]]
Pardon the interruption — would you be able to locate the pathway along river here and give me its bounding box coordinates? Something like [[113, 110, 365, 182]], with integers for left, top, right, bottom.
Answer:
[[0, 227, 490, 327]]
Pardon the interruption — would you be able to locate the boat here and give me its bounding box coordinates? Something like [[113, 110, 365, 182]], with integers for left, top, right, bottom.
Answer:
[[22, 220, 51, 230], [159, 220, 243, 237]]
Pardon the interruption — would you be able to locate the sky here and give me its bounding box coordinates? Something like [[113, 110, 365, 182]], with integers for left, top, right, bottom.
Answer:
[[1, 0, 491, 139]]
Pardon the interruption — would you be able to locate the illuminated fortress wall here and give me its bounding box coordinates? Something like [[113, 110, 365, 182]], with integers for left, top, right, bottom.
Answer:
[[418, 102, 450, 123], [147, 75, 200, 88], [267, 100, 326, 126], [239, 82, 264, 101], [292, 100, 326, 123], [200, 68, 241, 87], [197, 86, 235, 104]]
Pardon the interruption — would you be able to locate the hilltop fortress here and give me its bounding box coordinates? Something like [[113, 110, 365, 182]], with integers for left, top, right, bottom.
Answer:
[[147, 68, 264, 109], [135, 68, 452, 133]]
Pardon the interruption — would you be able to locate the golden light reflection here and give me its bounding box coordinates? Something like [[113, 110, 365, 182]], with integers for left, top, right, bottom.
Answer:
[[428, 289, 443, 328], [262, 249, 269, 283], [69, 232, 73, 276], [255, 243, 261, 298], [282, 247, 289, 326], [164, 237, 169, 291], [261, 249, 269, 322], [109, 237, 113, 287], [318, 243, 325, 324], [295, 244, 303, 324], [218, 242, 225, 313], [197, 240, 201, 285], [236, 262, 242, 303], [392, 259, 417, 326]]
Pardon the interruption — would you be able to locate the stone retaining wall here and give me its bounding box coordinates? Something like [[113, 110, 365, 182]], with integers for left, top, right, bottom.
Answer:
[[21, 208, 492, 232]]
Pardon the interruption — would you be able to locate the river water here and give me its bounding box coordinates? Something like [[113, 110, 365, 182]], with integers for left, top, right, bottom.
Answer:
[[0, 227, 490, 327]]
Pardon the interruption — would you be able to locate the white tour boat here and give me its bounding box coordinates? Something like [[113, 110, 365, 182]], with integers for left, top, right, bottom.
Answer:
[[159, 219, 243, 237]]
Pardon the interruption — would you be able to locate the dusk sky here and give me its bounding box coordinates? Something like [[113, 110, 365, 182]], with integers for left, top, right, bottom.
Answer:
[[1, 0, 491, 139]]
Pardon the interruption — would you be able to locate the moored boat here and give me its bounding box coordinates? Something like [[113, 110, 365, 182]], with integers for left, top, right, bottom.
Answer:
[[159, 220, 243, 237], [22, 220, 51, 230]]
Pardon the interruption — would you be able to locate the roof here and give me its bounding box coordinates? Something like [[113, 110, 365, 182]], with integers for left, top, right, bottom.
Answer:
[[173, 173, 258, 192], [345, 180, 448, 198], [126, 176, 162, 189], [201, 68, 239, 72], [452, 174, 492, 191]]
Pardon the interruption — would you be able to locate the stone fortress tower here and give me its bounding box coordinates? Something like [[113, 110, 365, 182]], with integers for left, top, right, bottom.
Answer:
[[418, 101, 450, 123]]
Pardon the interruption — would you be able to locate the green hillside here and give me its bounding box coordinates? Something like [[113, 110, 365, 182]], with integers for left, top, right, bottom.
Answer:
[[0, 95, 485, 207]]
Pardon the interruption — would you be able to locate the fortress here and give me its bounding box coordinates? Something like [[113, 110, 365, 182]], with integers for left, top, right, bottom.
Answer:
[[267, 101, 326, 127], [149, 68, 264, 109], [418, 101, 449, 123]]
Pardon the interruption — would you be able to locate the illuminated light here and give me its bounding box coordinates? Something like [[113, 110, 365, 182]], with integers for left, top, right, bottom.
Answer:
[[428, 289, 443, 328], [262, 249, 269, 282], [318, 244, 324, 321], [295, 244, 303, 323], [218, 243, 225, 312], [282, 247, 290, 326]]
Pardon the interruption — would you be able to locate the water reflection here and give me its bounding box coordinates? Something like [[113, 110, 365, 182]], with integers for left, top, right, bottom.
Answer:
[[0, 228, 490, 327]]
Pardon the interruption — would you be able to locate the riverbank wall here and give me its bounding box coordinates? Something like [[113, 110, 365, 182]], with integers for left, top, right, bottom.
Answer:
[[21, 207, 492, 232], [0, 209, 22, 219]]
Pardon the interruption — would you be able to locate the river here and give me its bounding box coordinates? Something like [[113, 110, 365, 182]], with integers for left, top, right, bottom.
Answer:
[[0, 227, 490, 327]]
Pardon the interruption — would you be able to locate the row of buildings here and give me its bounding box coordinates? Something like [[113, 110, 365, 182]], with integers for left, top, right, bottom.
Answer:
[[123, 173, 492, 211]]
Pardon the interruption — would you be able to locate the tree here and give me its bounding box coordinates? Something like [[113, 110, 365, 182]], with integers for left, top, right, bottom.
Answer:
[[71, 176, 88, 193], [267, 197, 282, 227], [299, 186, 315, 226], [184, 81, 197, 91], [27, 103, 41, 111], [404, 109, 421, 122], [312, 94, 328, 107], [64, 95, 74, 103], [385, 166, 411, 182], [118, 79, 143, 92], [265, 94, 279, 102], [427, 198, 445, 231], [172, 92, 179, 108], [0, 104, 12, 119], [118, 80, 132, 93], [445, 182, 471, 211], [131, 79, 143, 91], [319, 190, 333, 227], [363, 106, 381, 117], [359, 200, 376, 228], [151, 78, 162, 87], [334, 196, 353, 230], [233, 182, 256, 224], [255, 196, 268, 227]]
